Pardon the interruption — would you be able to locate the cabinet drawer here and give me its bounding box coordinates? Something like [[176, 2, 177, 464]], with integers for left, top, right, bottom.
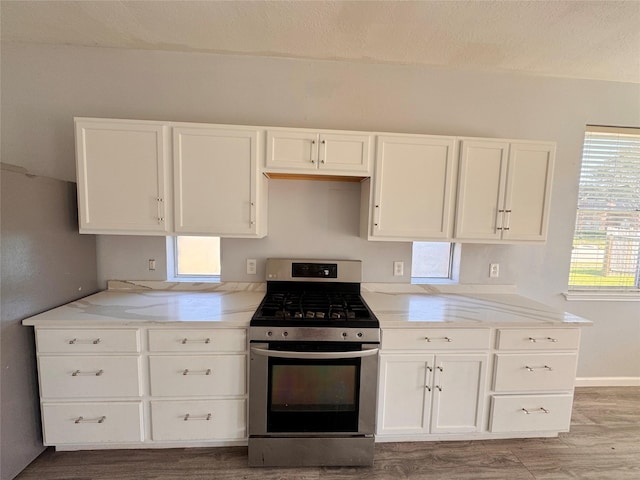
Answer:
[[151, 399, 246, 441], [148, 328, 246, 353], [42, 402, 143, 445], [493, 353, 577, 392], [39, 356, 142, 399], [36, 329, 140, 353], [149, 355, 246, 397], [489, 394, 573, 433], [382, 328, 491, 351], [496, 328, 580, 350]]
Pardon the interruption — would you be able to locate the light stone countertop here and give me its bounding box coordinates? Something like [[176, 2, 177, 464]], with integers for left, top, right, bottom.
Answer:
[[22, 281, 592, 328]]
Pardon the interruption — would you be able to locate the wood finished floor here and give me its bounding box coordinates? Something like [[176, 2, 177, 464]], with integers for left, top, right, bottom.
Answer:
[[15, 387, 640, 480]]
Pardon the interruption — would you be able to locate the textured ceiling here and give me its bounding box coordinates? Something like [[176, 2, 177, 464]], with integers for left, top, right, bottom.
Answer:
[[2, 0, 639, 83]]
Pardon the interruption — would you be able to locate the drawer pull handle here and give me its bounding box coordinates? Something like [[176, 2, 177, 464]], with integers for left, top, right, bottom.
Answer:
[[521, 407, 550, 415], [183, 413, 212, 421], [181, 338, 211, 344], [525, 365, 553, 372], [182, 369, 212, 376], [528, 337, 558, 343], [74, 416, 106, 424], [69, 338, 101, 345], [72, 369, 104, 376], [425, 337, 452, 342]]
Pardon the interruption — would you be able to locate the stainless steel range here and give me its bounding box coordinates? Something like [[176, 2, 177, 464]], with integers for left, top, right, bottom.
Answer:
[[248, 259, 380, 467]]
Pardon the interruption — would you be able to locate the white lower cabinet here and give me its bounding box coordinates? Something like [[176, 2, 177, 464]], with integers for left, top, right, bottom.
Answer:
[[149, 355, 246, 397], [489, 394, 573, 433], [151, 399, 246, 441], [38, 355, 142, 398], [377, 353, 487, 436], [42, 402, 144, 445], [32, 326, 248, 450], [146, 327, 248, 445], [489, 328, 580, 436], [377, 326, 580, 442]]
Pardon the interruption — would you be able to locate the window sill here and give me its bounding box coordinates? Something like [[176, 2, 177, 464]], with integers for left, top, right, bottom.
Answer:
[[166, 276, 221, 283], [411, 278, 456, 285], [563, 291, 640, 302]]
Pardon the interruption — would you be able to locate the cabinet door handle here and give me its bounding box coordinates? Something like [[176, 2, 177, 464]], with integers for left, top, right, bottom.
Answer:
[[75, 416, 106, 424], [69, 338, 101, 345], [435, 385, 442, 392], [525, 365, 553, 372], [425, 385, 431, 391], [528, 336, 558, 343], [319, 139, 326, 164], [503, 209, 512, 231], [373, 204, 381, 228], [183, 413, 212, 421], [522, 407, 549, 415], [181, 338, 211, 345], [425, 336, 452, 343], [72, 369, 104, 376], [157, 197, 164, 224], [182, 368, 212, 376], [496, 209, 505, 231]]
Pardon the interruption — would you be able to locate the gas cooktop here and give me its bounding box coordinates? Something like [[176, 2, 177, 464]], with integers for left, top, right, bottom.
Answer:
[[250, 259, 379, 329]]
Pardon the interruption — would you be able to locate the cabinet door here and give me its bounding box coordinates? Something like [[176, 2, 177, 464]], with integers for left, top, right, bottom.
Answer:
[[173, 127, 260, 236], [502, 142, 554, 241], [265, 130, 319, 171], [454, 139, 509, 240], [75, 119, 170, 234], [371, 135, 457, 240], [377, 354, 433, 435], [430, 354, 487, 433], [319, 133, 372, 175]]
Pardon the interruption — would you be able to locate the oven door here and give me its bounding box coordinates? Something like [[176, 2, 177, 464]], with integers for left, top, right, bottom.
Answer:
[[249, 342, 379, 437]]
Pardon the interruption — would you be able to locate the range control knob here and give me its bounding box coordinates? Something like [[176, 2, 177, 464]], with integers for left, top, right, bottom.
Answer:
[[357, 332, 364, 338], [342, 332, 348, 338], [266, 331, 273, 337], [283, 331, 289, 337]]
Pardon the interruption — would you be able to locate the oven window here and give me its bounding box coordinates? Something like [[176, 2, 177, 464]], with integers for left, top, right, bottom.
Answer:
[[267, 358, 361, 432], [271, 365, 357, 412]]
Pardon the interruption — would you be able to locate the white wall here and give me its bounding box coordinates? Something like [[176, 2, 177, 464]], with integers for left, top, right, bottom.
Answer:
[[2, 43, 639, 379]]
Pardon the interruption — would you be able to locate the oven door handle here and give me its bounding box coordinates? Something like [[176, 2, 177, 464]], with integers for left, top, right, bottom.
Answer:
[[250, 347, 379, 360]]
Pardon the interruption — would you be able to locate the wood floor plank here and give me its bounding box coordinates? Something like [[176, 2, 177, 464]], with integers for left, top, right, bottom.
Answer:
[[15, 387, 640, 480]]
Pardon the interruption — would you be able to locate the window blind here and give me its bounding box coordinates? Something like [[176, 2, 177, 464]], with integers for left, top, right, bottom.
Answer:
[[569, 125, 640, 290]]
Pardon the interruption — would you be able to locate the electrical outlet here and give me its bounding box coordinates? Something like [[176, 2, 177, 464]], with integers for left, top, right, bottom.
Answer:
[[148, 259, 156, 271], [246, 258, 257, 275], [490, 263, 499, 278], [393, 261, 404, 276]]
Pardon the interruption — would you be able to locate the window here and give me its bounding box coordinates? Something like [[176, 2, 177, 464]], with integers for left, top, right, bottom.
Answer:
[[568, 126, 640, 291], [411, 242, 453, 279], [170, 236, 221, 279]]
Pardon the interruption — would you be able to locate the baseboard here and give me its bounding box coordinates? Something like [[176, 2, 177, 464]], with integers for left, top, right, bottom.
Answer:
[[575, 377, 640, 387]]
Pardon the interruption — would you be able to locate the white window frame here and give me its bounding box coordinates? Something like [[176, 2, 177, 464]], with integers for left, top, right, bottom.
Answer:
[[166, 236, 221, 282], [565, 125, 640, 301]]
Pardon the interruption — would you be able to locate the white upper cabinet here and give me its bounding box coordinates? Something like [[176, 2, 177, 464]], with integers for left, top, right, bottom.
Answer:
[[74, 118, 267, 237], [75, 119, 171, 235], [363, 135, 458, 241], [173, 126, 266, 237], [454, 139, 555, 243], [265, 129, 372, 176]]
